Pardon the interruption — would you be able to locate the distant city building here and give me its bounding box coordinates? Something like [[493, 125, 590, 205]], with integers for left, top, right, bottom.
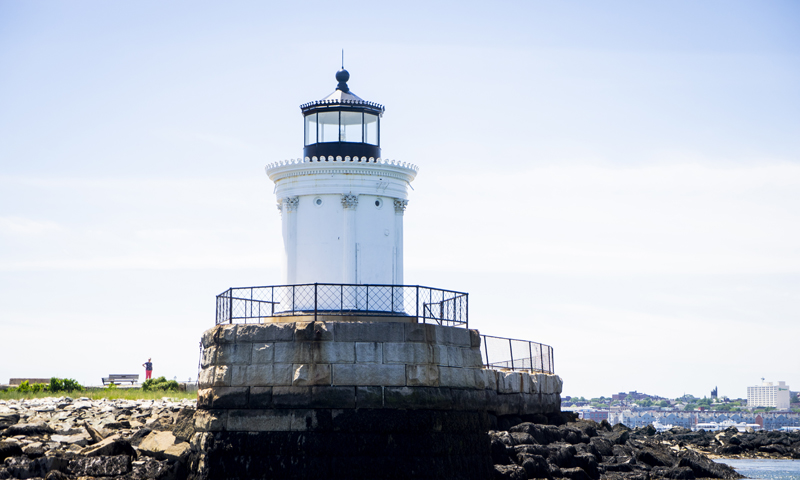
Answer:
[[580, 410, 609, 423], [711, 387, 718, 398], [747, 380, 791, 409], [607, 410, 800, 431]]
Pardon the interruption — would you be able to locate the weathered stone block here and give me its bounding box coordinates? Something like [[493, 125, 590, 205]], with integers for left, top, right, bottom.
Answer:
[[406, 364, 439, 387], [227, 409, 294, 432], [200, 345, 217, 368], [194, 410, 226, 432], [439, 367, 477, 389], [201, 328, 216, 348], [292, 364, 332, 386], [474, 369, 497, 390], [431, 325, 471, 346], [334, 322, 404, 343], [216, 325, 237, 343], [356, 386, 383, 408], [210, 387, 249, 408], [469, 329, 481, 348], [251, 343, 274, 364], [198, 366, 214, 389], [498, 372, 522, 394], [216, 344, 251, 365], [294, 321, 334, 341], [355, 342, 382, 363], [433, 344, 448, 365], [332, 364, 406, 386], [404, 323, 433, 343], [210, 365, 231, 387], [384, 386, 452, 410], [384, 342, 435, 365], [447, 346, 464, 367], [246, 364, 293, 386], [271, 386, 312, 408], [249, 387, 273, 408], [230, 365, 246, 387], [310, 386, 356, 408], [273, 342, 312, 364], [237, 323, 294, 343], [451, 388, 487, 411], [521, 373, 533, 394], [462, 348, 484, 368]]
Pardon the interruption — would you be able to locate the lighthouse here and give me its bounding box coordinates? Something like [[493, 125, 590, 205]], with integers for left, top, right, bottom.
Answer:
[[197, 66, 560, 480], [266, 68, 418, 287]]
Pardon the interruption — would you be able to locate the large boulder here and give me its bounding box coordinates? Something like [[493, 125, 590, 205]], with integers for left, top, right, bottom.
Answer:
[[492, 464, 527, 480], [79, 434, 136, 457], [0, 414, 20, 429], [0, 441, 22, 462], [138, 431, 190, 462], [2, 422, 54, 437], [677, 450, 743, 479]]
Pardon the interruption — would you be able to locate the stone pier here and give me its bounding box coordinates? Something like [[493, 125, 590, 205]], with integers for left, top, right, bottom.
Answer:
[[189, 321, 562, 479]]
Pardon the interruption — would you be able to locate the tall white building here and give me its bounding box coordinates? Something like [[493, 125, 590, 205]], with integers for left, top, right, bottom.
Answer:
[[748, 380, 791, 409]]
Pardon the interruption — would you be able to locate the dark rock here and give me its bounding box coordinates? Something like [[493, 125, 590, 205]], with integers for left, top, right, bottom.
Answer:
[[559, 426, 591, 445], [678, 450, 744, 479], [669, 426, 691, 434], [513, 444, 550, 457], [635, 443, 675, 467], [516, 453, 549, 478], [639, 424, 657, 436], [103, 420, 132, 430], [510, 423, 562, 445], [0, 442, 22, 462], [68, 454, 132, 477], [568, 419, 599, 438], [509, 432, 536, 446], [2, 423, 54, 437], [493, 463, 527, 480], [172, 408, 196, 443], [718, 444, 743, 455], [498, 416, 523, 432], [612, 423, 631, 433], [491, 437, 514, 465], [21, 445, 45, 458], [83, 421, 105, 443], [79, 435, 136, 457], [129, 427, 152, 446], [548, 442, 578, 468], [607, 429, 630, 445], [652, 466, 696, 479], [574, 453, 600, 479], [598, 419, 612, 432], [2, 455, 68, 479], [0, 414, 19, 429], [561, 466, 594, 480], [117, 457, 173, 480], [45, 471, 70, 480], [589, 436, 614, 457], [760, 444, 788, 455]]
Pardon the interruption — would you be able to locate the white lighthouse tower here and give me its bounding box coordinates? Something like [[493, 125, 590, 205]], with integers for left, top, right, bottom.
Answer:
[[266, 68, 418, 287]]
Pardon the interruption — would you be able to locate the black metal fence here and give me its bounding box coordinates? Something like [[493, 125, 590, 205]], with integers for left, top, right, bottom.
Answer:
[[481, 334, 554, 375], [216, 284, 468, 327]]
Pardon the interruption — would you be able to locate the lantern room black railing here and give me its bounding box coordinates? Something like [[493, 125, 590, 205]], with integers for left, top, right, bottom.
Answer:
[[216, 283, 468, 327]]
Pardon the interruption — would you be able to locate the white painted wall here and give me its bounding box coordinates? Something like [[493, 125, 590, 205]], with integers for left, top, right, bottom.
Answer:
[[267, 159, 417, 287]]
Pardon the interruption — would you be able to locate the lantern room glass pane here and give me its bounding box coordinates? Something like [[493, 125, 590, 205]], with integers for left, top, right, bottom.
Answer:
[[364, 114, 379, 145], [340, 112, 363, 142], [304, 114, 317, 146], [318, 112, 339, 143]]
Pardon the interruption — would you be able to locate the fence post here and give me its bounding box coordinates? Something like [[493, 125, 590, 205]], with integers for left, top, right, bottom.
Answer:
[[465, 294, 469, 327], [228, 290, 233, 325], [416, 286, 420, 322], [292, 285, 295, 314], [271, 286, 275, 317], [483, 335, 489, 369], [314, 283, 318, 323], [539, 343, 544, 373], [528, 342, 534, 373], [509, 338, 515, 371], [391, 285, 394, 313], [366, 285, 369, 312]]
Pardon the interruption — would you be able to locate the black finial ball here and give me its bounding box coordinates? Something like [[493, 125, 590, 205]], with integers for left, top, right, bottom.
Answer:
[[336, 69, 350, 84]]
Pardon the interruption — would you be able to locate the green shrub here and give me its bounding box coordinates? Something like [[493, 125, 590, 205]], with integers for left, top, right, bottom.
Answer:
[[48, 377, 83, 393], [105, 382, 118, 390], [142, 376, 179, 392]]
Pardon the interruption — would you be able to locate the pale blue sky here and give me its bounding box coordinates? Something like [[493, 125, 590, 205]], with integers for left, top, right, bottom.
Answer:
[[1, 1, 798, 398]]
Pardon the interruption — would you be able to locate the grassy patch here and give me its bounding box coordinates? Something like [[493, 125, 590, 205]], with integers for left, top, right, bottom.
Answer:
[[0, 388, 197, 401]]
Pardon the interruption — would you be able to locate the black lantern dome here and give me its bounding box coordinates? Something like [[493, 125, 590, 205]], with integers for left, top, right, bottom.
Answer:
[[300, 69, 384, 159]]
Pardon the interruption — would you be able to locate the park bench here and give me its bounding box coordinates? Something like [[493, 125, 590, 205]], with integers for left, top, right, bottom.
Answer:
[[102, 374, 139, 385]]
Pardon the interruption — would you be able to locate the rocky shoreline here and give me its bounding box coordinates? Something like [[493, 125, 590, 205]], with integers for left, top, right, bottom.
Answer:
[[1, 396, 798, 479]]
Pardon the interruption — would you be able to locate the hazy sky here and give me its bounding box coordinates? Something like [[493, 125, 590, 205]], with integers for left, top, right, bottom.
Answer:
[[1, 1, 798, 399]]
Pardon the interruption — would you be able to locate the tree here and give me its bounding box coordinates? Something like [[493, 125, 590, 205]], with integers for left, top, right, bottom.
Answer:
[[684, 404, 697, 411], [658, 400, 670, 408]]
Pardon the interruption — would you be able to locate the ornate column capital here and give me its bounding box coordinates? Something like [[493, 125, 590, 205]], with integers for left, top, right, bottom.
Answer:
[[341, 193, 359, 209], [281, 196, 299, 212], [393, 199, 408, 214]]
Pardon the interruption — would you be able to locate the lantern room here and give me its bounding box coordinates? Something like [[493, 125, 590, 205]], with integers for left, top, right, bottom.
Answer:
[[300, 68, 384, 160]]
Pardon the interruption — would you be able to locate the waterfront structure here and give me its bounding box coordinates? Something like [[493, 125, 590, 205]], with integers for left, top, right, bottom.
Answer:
[[748, 380, 791, 409], [194, 68, 561, 479], [608, 409, 800, 431]]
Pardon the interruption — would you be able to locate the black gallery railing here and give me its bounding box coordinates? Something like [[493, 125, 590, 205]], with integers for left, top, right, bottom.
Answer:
[[216, 284, 468, 327], [481, 335, 555, 375]]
